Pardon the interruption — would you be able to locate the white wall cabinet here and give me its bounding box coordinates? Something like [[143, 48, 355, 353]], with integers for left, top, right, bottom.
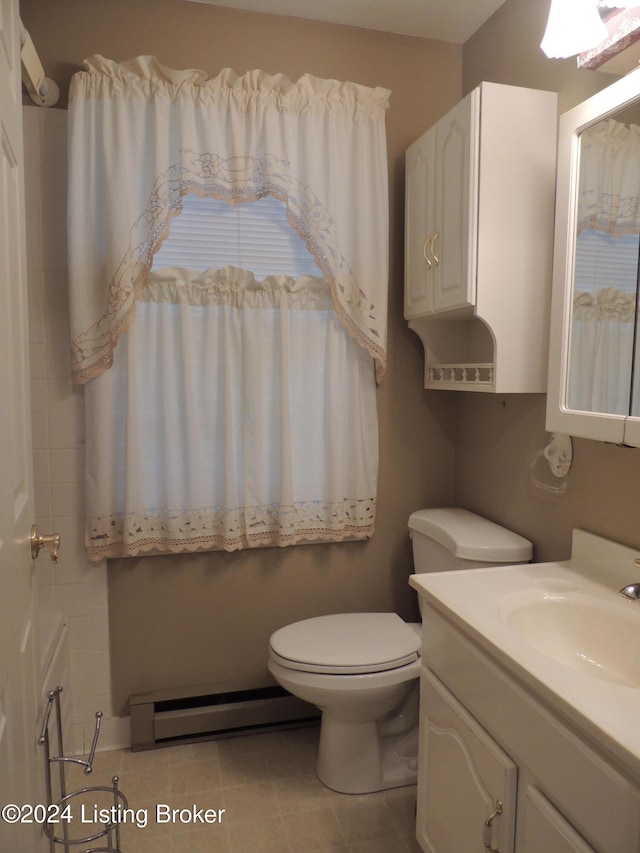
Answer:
[[404, 83, 557, 393], [415, 604, 640, 853]]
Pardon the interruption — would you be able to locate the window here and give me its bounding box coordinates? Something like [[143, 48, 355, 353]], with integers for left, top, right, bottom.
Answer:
[[153, 194, 320, 278]]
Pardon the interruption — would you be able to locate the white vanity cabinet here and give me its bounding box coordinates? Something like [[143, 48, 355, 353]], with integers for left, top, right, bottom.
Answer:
[[417, 668, 517, 852], [415, 603, 640, 853], [405, 83, 557, 393]]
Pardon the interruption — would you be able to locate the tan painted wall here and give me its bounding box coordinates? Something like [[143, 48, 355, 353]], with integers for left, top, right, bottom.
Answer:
[[458, 0, 640, 562], [27, 0, 639, 718], [20, 0, 462, 713]]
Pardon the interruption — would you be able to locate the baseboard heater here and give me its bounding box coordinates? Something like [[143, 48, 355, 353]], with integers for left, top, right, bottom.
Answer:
[[129, 682, 318, 751]]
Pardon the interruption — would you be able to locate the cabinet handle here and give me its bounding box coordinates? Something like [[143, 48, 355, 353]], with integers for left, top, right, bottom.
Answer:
[[431, 230, 440, 265], [422, 236, 432, 269], [482, 799, 503, 851]]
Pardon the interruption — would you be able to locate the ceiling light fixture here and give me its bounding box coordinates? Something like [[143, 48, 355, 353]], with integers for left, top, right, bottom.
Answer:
[[540, 0, 608, 59]]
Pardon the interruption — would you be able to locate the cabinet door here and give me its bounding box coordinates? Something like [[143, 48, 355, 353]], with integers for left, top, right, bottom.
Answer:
[[519, 786, 595, 853], [405, 129, 436, 318], [432, 89, 479, 313], [416, 668, 517, 853]]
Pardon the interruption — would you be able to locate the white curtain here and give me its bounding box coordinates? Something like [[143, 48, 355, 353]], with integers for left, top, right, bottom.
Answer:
[[569, 119, 640, 413], [568, 286, 636, 414], [68, 57, 390, 559], [577, 118, 640, 236], [68, 56, 390, 384]]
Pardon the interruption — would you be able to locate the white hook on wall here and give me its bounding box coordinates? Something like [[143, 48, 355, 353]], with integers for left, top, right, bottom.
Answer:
[[543, 432, 573, 478], [531, 433, 573, 494]]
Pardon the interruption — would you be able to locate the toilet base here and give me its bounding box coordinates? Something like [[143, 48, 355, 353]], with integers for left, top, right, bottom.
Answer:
[[316, 717, 418, 794]]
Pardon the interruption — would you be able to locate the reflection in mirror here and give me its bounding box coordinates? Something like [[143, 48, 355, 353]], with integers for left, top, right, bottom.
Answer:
[[568, 117, 640, 417]]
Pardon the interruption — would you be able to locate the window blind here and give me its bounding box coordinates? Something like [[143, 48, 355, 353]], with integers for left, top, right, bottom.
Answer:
[[575, 228, 640, 293], [152, 194, 321, 279]]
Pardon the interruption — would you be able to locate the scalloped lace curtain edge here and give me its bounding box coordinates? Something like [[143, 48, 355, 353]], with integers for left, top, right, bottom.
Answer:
[[67, 56, 390, 385]]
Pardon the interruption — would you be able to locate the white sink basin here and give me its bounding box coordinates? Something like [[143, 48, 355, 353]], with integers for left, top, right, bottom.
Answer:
[[499, 589, 640, 687], [410, 529, 640, 781]]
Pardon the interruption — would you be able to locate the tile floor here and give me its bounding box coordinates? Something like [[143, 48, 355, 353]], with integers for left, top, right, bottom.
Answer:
[[61, 725, 421, 852]]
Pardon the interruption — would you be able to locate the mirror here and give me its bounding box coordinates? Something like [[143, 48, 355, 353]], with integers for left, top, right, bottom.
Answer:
[[547, 68, 640, 446]]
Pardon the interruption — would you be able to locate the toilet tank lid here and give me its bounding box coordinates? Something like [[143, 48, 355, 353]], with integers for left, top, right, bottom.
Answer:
[[408, 508, 532, 563]]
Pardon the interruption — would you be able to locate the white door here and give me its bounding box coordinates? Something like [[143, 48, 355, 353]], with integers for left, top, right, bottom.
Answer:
[[0, 1, 43, 851]]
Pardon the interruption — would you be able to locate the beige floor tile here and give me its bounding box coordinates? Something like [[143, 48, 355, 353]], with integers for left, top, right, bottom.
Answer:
[[118, 747, 173, 802], [282, 806, 348, 852], [128, 836, 169, 853], [273, 772, 334, 814], [69, 725, 421, 852], [347, 838, 414, 853], [169, 822, 233, 852], [227, 813, 290, 852], [266, 735, 320, 779], [333, 796, 401, 845], [216, 740, 271, 785], [383, 785, 418, 836], [223, 779, 278, 823], [169, 756, 224, 796], [117, 766, 172, 803]]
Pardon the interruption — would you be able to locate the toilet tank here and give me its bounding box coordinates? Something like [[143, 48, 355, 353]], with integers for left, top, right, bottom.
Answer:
[[408, 507, 532, 573]]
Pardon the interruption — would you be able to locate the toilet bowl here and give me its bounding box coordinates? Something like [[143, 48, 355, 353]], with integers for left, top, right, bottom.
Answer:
[[268, 612, 421, 794], [268, 508, 532, 794]]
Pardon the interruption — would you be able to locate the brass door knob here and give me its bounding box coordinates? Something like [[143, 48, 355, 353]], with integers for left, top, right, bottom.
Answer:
[[30, 525, 60, 563]]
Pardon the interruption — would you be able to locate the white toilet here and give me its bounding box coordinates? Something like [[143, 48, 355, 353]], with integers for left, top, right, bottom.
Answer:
[[267, 508, 532, 794]]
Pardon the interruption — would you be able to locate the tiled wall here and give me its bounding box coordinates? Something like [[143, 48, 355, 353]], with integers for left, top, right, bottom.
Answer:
[[23, 106, 127, 752]]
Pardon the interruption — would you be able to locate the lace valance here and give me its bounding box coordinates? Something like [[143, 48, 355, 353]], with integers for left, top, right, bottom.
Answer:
[[578, 118, 640, 236], [68, 56, 391, 384]]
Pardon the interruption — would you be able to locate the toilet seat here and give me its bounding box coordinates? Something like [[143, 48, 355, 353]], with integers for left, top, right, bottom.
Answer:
[[269, 613, 421, 675]]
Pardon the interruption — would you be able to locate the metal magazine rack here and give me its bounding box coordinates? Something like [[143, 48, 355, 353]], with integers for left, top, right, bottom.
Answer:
[[39, 686, 128, 852]]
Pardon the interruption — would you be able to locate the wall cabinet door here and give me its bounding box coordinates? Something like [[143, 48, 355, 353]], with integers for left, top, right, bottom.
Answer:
[[416, 669, 517, 853], [431, 90, 478, 313], [404, 89, 479, 320], [405, 131, 437, 317]]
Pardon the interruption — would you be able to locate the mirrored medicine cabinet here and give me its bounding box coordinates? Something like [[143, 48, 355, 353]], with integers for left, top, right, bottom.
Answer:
[[547, 66, 640, 447]]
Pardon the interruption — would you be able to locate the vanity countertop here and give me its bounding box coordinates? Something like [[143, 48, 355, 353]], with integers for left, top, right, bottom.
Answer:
[[410, 528, 640, 782]]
